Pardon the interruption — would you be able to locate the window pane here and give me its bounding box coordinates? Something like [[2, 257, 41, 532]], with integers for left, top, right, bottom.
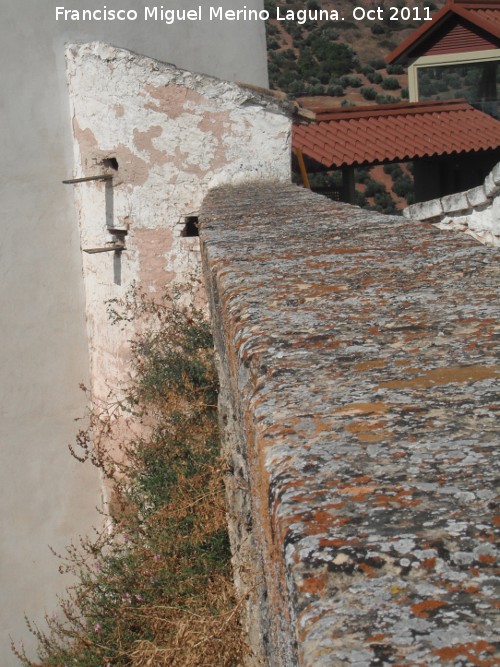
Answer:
[[417, 61, 499, 118]]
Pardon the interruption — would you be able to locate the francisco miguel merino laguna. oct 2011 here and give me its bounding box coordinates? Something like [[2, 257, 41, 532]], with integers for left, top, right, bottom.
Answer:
[[54, 5, 347, 24]]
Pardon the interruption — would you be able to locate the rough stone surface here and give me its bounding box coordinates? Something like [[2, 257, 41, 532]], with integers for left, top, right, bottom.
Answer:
[[404, 197, 443, 221], [200, 183, 499, 667], [467, 185, 488, 209], [441, 191, 469, 214], [484, 171, 500, 199], [405, 162, 500, 247]]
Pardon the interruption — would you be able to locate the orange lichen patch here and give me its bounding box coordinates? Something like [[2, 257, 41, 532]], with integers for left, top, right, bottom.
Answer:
[[300, 279, 349, 293], [357, 429, 393, 444], [346, 420, 386, 433], [478, 553, 496, 565], [331, 516, 351, 527], [353, 359, 387, 372], [421, 557, 437, 571], [311, 509, 335, 529], [353, 475, 372, 484], [464, 585, 480, 594], [300, 573, 328, 595], [367, 633, 389, 643], [318, 537, 350, 548], [344, 419, 393, 444], [334, 402, 389, 416], [358, 562, 377, 578], [313, 420, 338, 435], [339, 486, 376, 500], [378, 365, 500, 390], [375, 491, 421, 508], [492, 516, 500, 527], [433, 641, 497, 665], [411, 599, 447, 618]]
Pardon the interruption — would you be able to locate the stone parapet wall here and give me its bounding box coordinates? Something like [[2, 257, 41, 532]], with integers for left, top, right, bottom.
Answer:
[[200, 183, 499, 666], [404, 162, 500, 247]]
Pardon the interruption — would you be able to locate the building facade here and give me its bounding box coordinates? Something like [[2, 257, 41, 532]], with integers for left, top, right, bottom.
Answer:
[[388, 0, 500, 118]]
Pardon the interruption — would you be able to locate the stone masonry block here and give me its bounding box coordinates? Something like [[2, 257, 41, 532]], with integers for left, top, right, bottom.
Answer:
[[490, 161, 500, 186], [441, 190, 469, 214], [404, 197, 443, 221], [484, 171, 500, 197], [467, 185, 488, 208]]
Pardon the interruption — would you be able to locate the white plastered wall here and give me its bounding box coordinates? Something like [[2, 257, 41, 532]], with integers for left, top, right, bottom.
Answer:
[[66, 41, 291, 447]]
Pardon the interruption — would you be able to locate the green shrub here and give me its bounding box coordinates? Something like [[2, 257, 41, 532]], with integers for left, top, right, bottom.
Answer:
[[364, 178, 386, 197], [361, 86, 377, 101], [393, 175, 414, 198], [367, 71, 383, 84], [360, 65, 375, 76], [15, 287, 245, 667], [340, 75, 362, 88], [375, 93, 401, 105], [382, 76, 401, 90], [355, 168, 370, 184], [383, 164, 404, 179], [373, 191, 397, 214], [327, 84, 344, 96], [369, 57, 386, 70], [387, 63, 404, 75]]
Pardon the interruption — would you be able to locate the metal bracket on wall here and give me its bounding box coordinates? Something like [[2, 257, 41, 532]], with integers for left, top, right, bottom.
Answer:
[[83, 229, 127, 255], [62, 174, 113, 184], [62, 174, 127, 254]]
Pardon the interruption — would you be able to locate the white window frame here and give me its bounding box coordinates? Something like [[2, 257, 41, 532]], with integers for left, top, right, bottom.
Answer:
[[408, 49, 500, 102]]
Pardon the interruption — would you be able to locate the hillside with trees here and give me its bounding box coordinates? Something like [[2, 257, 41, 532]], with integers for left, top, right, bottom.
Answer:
[[265, 0, 444, 211]]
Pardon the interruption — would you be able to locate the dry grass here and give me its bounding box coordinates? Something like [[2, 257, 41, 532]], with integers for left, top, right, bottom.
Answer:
[[14, 287, 247, 667]]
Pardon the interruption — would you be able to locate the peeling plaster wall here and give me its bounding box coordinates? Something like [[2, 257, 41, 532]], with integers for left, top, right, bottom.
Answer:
[[66, 41, 290, 426], [0, 3, 269, 664], [404, 162, 500, 247]]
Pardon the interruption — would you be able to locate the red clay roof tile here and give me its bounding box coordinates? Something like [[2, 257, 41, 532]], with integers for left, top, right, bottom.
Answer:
[[387, 0, 500, 63], [292, 99, 500, 168]]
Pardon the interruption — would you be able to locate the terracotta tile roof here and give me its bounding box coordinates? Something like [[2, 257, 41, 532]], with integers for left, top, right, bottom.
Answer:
[[454, 1, 500, 33], [387, 0, 500, 63], [292, 99, 500, 168]]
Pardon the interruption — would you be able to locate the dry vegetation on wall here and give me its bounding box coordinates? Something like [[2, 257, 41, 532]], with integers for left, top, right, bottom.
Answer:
[[13, 287, 246, 667]]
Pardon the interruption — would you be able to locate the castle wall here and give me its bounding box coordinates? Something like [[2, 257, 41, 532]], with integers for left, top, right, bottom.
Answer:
[[405, 161, 500, 247], [200, 183, 499, 666]]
